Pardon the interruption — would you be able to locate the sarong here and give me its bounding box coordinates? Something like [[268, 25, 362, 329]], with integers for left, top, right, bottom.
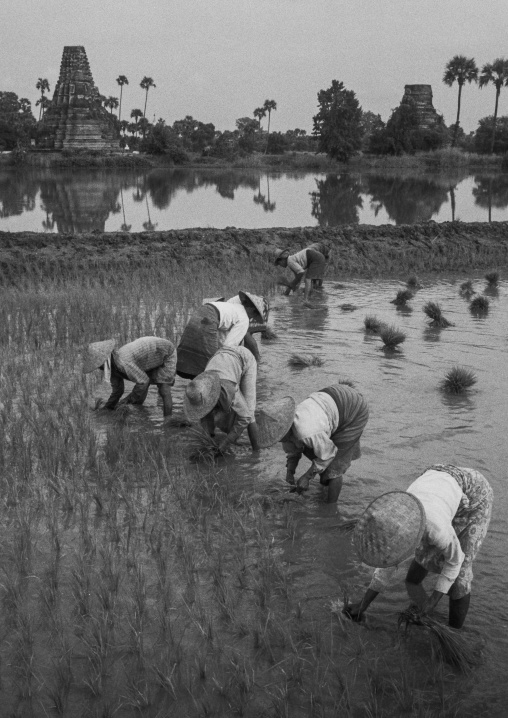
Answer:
[[305, 249, 326, 280], [176, 304, 220, 379], [415, 465, 493, 599]]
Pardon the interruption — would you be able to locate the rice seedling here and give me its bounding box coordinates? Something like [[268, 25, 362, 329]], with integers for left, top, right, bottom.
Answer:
[[485, 270, 499, 285], [288, 353, 324, 367], [379, 324, 406, 350], [337, 377, 356, 387], [440, 366, 477, 394], [364, 315, 383, 334], [398, 607, 479, 673], [390, 289, 414, 306], [406, 275, 422, 289], [423, 301, 454, 327], [261, 326, 278, 340], [340, 303, 357, 311], [470, 295, 490, 314], [460, 279, 474, 294]]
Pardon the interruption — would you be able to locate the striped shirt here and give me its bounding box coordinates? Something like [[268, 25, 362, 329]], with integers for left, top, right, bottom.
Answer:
[[113, 337, 176, 384]]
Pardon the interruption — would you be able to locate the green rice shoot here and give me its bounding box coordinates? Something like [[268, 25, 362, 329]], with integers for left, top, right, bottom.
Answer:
[[440, 366, 477, 394]]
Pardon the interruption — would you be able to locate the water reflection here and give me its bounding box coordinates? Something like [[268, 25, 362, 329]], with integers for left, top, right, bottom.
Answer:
[[2, 167, 508, 232]]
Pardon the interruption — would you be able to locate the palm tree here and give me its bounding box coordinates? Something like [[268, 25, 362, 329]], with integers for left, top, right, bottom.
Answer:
[[262, 99, 277, 153], [104, 96, 119, 114], [253, 106, 266, 130], [443, 55, 478, 147], [130, 108, 143, 136], [479, 58, 508, 153], [140, 76, 156, 119], [35, 78, 50, 120], [116, 75, 129, 122]]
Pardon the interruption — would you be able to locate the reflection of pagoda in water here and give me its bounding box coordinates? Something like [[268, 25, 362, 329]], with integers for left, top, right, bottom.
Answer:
[[39, 173, 122, 233]]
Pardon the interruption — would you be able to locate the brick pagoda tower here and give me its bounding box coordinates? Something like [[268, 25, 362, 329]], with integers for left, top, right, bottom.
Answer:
[[400, 85, 441, 130], [38, 46, 120, 150]]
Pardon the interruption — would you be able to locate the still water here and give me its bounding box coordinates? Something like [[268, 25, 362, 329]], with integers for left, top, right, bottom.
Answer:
[[95, 275, 508, 710], [2, 167, 508, 232]]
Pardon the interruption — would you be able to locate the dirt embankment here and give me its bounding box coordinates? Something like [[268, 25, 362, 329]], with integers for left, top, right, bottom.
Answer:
[[1, 222, 508, 278]]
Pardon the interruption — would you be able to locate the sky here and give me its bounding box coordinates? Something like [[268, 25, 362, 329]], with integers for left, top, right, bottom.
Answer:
[[3, 0, 508, 134]]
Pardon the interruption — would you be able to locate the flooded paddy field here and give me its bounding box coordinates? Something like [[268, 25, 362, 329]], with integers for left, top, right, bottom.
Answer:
[[0, 247, 507, 716]]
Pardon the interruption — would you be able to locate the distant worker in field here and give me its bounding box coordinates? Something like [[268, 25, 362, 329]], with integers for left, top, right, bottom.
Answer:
[[344, 465, 493, 629], [83, 336, 176, 417], [274, 245, 328, 299], [280, 383, 369, 503], [176, 292, 268, 380]]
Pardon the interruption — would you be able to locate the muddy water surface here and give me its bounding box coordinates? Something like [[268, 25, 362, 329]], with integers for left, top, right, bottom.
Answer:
[[95, 273, 508, 708]]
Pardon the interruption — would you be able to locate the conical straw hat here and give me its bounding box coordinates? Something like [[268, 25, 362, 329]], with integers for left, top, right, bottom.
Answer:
[[239, 291, 269, 324], [82, 339, 116, 374], [256, 396, 296, 449], [353, 491, 426, 568], [274, 247, 290, 264], [184, 371, 222, 422], [202, 297, 225, 304]]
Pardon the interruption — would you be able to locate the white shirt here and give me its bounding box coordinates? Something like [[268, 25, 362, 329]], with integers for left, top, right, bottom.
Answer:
[[208, 300, 249, 348], [292, 391, 340, 473], [370, 469, 465, 595], [287, 248, 308, 275]]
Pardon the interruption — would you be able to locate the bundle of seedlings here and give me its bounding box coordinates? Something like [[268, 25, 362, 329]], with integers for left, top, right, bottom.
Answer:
[[337, 376, 356, 387], [340, 303, 357, 311], [469, 295, 490, 314], [188, 427, 226, 462], [379, 324, 406, 350], [391, 289, 414, 306], [406, 275, 422, 289], [330, 518, 358, 533], [288, 353, 324, 368], [364, 315, 383, 334], [459, 280, 474, 296], [440, 366, 477, 394], [261, 326, 278, 340], [166, 416, 192, 428], [485, 271, 499, 286], [398, 606, 478, 673], [423, 301, 454, 328]]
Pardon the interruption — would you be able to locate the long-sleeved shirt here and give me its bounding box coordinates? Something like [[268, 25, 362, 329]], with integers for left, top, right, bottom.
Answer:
[[205, 345, 257, 435], [207, 300, 250, 348], [369, 469, 465, 595], [284, 391, 340, 474]]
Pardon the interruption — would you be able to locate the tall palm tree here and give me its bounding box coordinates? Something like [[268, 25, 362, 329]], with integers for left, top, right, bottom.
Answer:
[[35, 78, 50, 120], [104, 96, 119, 114], [140, 76, 156, 119], [253, 106, 266, 130], [479, 58, 508, 153], [116, 75, 129, 122], [262, 99, 277, 153], [443, 55, 478, 147]]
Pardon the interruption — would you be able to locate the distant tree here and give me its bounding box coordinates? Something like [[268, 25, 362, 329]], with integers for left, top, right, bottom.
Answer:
[[479, 58, 508, 154], [443, 55, 478, 147], [360, 110, 384, 151], [140, 76, 156, 119], [35, 78, 50, 120], [253, 106, 266, 130], [312, 80, 363, 162], [172, 115, 216, 153], [0, 92, 36, 149], [474, 115, 508, 154], [104, 96, 119, 114], [262, 99, 277, 153], [116, 75, 129, 122], [130, 108, 143, 136], [119, 120, 129, 135], [236, 117, 259, 153], [266, 131, 287, 154], [138, 117, 151, 138]]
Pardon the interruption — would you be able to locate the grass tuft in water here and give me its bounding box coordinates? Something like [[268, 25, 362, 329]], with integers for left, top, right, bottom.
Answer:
[[485, 271, 499, 285], [288, 353, 324, 368], [391, 289, 414, 306], [406, 275, 422, 289], [469, 295, 490, 314], [460, 280, 474, 295], [440, 366, 477, 394], [379, 324, 406, 349], [336, 377, 356, 388], [364, 315, 383, 334], [340, 303, 357, 311], [423, 301, 453, 327], [261, 326, 278, 340]]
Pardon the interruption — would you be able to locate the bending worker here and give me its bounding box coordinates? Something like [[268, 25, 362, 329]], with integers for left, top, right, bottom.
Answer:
[[176, 292, 268, 380], [83, 336, 176, 417], [280, 383, 369, 503], [184, 345, 260, 452], [345, 464, 493, 629], [275, 245, 327, 299]]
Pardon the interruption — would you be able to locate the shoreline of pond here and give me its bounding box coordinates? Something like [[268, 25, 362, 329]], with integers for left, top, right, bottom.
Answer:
[[1, 222, 508, 279]]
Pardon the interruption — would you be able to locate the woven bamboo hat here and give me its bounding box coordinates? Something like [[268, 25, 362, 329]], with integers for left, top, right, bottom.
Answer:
[[274, 247, 290, 264], [82, 339, 116, 374], [256, 396, 296, 449], [202, 297, 225, 304], [184, 371, 222, 422], [239, 291, 269, 324], [353, 491, 426, 568]]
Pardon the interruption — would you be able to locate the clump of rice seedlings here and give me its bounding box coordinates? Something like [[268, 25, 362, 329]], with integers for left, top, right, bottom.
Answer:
[[333, 283, 346, 289], [440, 366, 477, 394], [337, 377, 356, 387], [398, 607, 478, 673], [469, 295, 489, 314], [188, 427, 226, 462], [459, 280, 474, 296], [364, 315, 383, 333], [340, 303, 357, 311], [391, 289, 414, 306], [166, 416, 192, 428], [423, 301, 453, 327], [485, 271, 499, 285], [406, 275, 422, 289], [331, 518, 358, 534], [288, 353, 324, 367], [261, 326, 277, 340], [379, 324, 406, 350]]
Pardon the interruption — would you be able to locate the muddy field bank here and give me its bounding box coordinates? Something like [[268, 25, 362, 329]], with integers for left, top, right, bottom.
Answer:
[[1, 222, 508, 277]]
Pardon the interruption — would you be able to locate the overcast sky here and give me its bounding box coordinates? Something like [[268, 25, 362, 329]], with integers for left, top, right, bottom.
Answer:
[[3, 0, 508, 133]]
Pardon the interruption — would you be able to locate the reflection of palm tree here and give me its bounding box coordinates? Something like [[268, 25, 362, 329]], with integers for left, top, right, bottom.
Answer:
[[310, 174, 363, 226], [262, 175, 276, 212], [449, 185, 456, 221], [143, 194, 157, 231], [473, 175, 508, 222], [119, 188, 132, 231]]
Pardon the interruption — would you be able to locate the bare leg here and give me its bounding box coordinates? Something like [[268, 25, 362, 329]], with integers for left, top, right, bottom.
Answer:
[[405, 560, 429, 608], [304, 278, 312, 301], [326, 475, 343, 503], [449, 594, 470, 629], [157, 384, 173, 417], [124, 381, 150, 405]]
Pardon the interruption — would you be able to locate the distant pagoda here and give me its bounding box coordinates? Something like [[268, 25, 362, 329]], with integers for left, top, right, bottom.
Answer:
[[38, 46, 120, 150], [400, 85, 441, 130]]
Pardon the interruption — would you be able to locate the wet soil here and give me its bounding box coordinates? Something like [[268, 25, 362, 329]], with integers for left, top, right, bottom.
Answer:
[[1, 221, 508, 277]]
